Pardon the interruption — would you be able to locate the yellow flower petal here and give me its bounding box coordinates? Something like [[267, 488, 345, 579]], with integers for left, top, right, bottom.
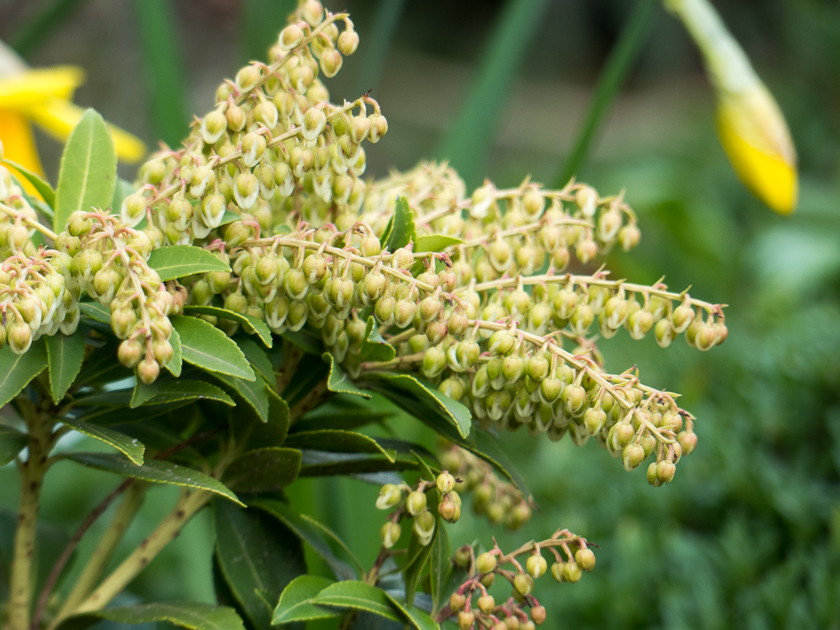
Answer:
[[0, 66, 85, 109], [716, 89, 798, 215], [0, 109, 45, 197], [27, 99, 147, 164]]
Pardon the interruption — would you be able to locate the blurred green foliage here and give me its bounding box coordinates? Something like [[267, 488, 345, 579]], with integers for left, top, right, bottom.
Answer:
[[1, 0, 839, 628]]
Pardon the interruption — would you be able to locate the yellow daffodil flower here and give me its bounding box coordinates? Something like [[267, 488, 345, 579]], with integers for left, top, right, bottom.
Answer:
[[0, 39, 146, 194], [666, 0, 798, 215]]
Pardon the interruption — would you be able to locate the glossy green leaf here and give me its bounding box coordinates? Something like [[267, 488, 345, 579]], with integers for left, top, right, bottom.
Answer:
[[55, 602, 245, 630], [382, 196, 415, 252], [172, 316, 255, 381], [147, 245, 231, 281], [359, 317, 396, 363], [59, 417, 144, 465], [323, 352, 370, 399], [54, 108, 117, 232], [111, 177, 135, 213], [214, 501, 306, 630], [282, 327, 324, 355], [74, 400, 192, 426], [299, 451, 419, 477], [243, 394, 290, 450], [184, 306, 272, 347], [131, 378, 235, 409], [167, 326, 183, 377], [78, 301, 110, 325], [311, 580, 403, 622], [214, 372, 270, 421], [2, 158, 56, 207], [413, 234, 464, 253], [0, 339, 48, 407], [284, 430, 395, 462], [361, 372, 471, 438], [430, 523, 452, 614], [223, 447, 301, 493], [235, 335, 274, 383], [74, 344, 132, 386], [64, 452, 243, 505], [252, 499, 361, 579], [0, 426, 28, 466], [403, 533, 432, 607], [384, 594, 440, 630], [45, 333, 85, 403], [272, 575, 339, 624]]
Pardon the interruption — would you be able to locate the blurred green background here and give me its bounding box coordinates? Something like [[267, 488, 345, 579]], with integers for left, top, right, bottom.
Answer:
[[1, 0, 840, 628]]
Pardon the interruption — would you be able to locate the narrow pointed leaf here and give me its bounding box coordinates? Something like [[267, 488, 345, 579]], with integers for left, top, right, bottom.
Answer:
[[273, 575, 339, 624], [235, 336, 274, 383], [0, 340, 48, 407], [382, 197, 415, 252], [360, 317, 396, 363], [214, 372, 270, 421], [167, 326, 183, 377], [413, 234, 463, 253], [384, 594, 440, 630], [131, 379, 235, 409], [3, 158, 56, 206], [222, 447, 302, 493], [284, 430, 396, 462], [46, 333, 86, 403], [0, 426, 28, 466], [54, 108, 117, 232], [64, 452, 243, 505], [173, 316, 255, 381], [184, 306, 272, 347], [78, 301, 110, 325], [311, 580, 403, 622], [59, 417, 145, 464], [55, 602, 245, 630], [147, 245, 231, 281], [323, 353, 370, 399]]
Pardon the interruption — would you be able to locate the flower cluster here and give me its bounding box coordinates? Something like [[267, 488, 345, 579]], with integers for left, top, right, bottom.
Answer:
[[376, 472, 462, 548], [444, 530, 595, 629], [54, 211, 179, 384], [441, 442, 533, 530], [0, 163, 42, 260]]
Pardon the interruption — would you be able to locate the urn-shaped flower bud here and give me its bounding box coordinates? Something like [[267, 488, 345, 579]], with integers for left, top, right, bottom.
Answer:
[[526, 554, 548, 579], [476, 552, 497, 574], [376, 483, 402, 510], [380, 522, 401, 549]]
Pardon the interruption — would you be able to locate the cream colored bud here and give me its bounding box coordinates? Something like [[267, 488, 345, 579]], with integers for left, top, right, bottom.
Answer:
[[279, 24, 304, 50]]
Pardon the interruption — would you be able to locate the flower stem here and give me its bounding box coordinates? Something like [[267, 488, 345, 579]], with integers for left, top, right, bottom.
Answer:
[[0, 202, 57, 241]]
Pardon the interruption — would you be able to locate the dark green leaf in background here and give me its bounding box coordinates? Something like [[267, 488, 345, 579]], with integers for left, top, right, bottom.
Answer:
[[58, 417, 145, 464], [323, 352, 371, 399], [284, 430, 395, 462], [0, 426, 28, 466], [0, 339, 48, 407], [214, 501, 306, 630], [223, 447, 302, 494], [55, 602, 246, 630], [54, 108, 117, 232]]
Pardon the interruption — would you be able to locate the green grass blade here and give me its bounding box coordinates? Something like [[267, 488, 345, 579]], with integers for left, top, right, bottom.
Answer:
[[554, 0, 658, 187], [134, 0, 189, 148], [436, 0, 552, 187], [239, 0, 296, 65], [352, 0, 408, 96]]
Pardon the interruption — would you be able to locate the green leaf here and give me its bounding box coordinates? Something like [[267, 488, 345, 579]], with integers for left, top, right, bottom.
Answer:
[[273, 575, 339, 624], [73, 401, 192, 427], [167, 326, 183, 377], [0, 339, 48, 407], [403, 532, 432, 607], [45, 333, 85, 403], [469, 428, 530, 496], [55, 602, 245, 630], [135, 0, 190, 147], [78, 301, 111, 325], [132, 379, 235, 409], [359, 317, 396, 363], [58, 417, 144, 465], [413, 234, 464, 253], [311, 580, 403, 622], [214, 372, 270, 421], [54, 108, 117, 232], [382, 196, 415, 252], [111, 177, 135, 213], [299, 451, 419, 477], [64, 452, 243, 505], [147, 245, 231, 281], [214, 501, 306, 630], [2, 158, 56, 207], [184, 306, 272, 347], [323, 352, 370, 399], [222, 447, 301, 493], [236, 335, 274, 383], [284, 430, 395, 462], [361, 373, 471, 439], [430, 524, 452, 615], [436, 0, 552, 187], [0, 426, 28, 466], [252, 499, 361, 580], [384, 594, 440, 630], [282, 328, 324, 355], [172, 316, 255, 381], [243, 393, 290, 450]]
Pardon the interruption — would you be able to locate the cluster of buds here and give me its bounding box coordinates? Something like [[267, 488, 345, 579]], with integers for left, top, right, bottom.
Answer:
[[54, 211, 178, 384], [0, 163, 42, 259], [120, 0, 383, 250], [441, 442, 532, 530], [445, 530, 595, 629], [375, 472, 462, 548], [0, 248, 78, 352]]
